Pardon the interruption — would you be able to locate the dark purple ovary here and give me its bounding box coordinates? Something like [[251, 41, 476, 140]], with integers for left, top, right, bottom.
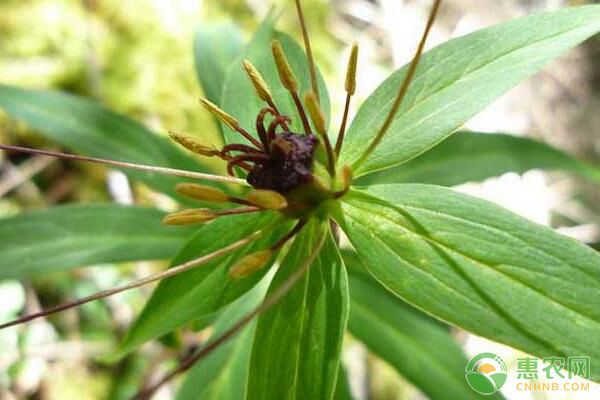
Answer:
[[247, 132, 318, 193]]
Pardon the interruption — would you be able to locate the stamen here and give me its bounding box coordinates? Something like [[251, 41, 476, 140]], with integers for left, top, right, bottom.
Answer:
[[162, 208, 217, 225], [304, 92, 326, 135], [294, 0, 320, 103], [353, 0, 442, 170], [345, 43, 359, 96], [199, 98, 263, 149], [221, 144, 264, 155], [0, 229, 266, 331], [199, 98, 239, 131], [164, 206, 264, 226], [214, 206, 263, 217], [305, 92, 335, 175], [246, 189, 288, 210], [335, 43, 359, 156], [271, 40, 312, 134], [176, 183, 285, 211], [271, 219, 307, 251], [134, 228, 325, 400], [333, 165, 353, 198], [243, 60, 281, 114], [168, 131, 219, 157], [228, 249, 272, 279], [271, 40, 297, 93], [230, 218, 305, 279], [175, 183, 230, 203], [0, 144, 248, 186]]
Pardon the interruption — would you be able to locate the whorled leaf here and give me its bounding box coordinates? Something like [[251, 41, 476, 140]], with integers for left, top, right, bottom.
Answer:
[[333, 365, 354, 400], [345, 253, 498, 400], [246, 220, 349, 400], [194, 22, 244, 140], [336, 184, 600, 381], [340, 6, 600, 176], [176, 275, 270, 400], [194, 22, 244, 107], [0, 205, 192, 280], [356, 131, 600, 187], [116, 212, 288, 357], [221, 13, 330, 146], [0, 84, 214, 203]]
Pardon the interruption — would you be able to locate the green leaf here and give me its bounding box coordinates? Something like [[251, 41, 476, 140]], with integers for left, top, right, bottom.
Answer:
[[221, 14, 330, 145], [340, 6, 600, 177], [246, 220, 349, 400], [0, 84, 213, 202], [346, 262, 495, 400], [176, 274, 270, 400], [0, 204, 192, 280], [194, 22, 244, 141], [356, 131, 600, 187], [333, 365, 354, 400], [336, 184, 600, 381], [117, 212, 289, 357], [194, 22, 244, 107]]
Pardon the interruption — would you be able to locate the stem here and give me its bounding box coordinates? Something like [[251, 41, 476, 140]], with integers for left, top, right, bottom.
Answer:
[[335, 93, 352, 156], [321, 133, 336, 177], [134, 229, 326, 400], [352, 0, 442, 170], [215, 206, 262, 217], [0, 230, 265, 330], [271, 219, 306, 250], [294, 0, 319, 103], [291, 92, 313, 135], [0, 144, 248, 186]]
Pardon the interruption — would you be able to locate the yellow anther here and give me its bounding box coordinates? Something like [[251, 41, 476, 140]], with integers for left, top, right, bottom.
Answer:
[[199, 98, 239, 131], [246, 189, 288, 210], [304, 92, 326, 135], [345, 43, 359, 95], [340, 165, 353, 189], [168, 132, 219, 156], [243, 60, 273, 103], [175, 183, 230, 203], [333, 165, 353, 198], [162, 208, 216, 225], [228, 250, 273, 279], [271, 40, 298, 93]]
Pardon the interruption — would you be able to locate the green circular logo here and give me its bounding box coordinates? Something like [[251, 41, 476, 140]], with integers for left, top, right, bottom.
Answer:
[[465, 352, 508, 395]]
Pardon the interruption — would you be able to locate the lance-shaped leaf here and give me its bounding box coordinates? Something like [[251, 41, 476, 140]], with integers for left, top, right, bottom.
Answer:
[[247, 220, 349, 400], [176, 275, 270, 400], [0, 204, 192, 280], [336, 185, 600, 381], [194, 22, 244, 141], [347, 262, 498, 400], [0, 84, 214, 202], [333, 365, 354, 400], [340, 5, 600, 176], [116, 212, 288, 357], [356, 131, 600, 187], [221, 14, 330, 145], [194, 22, 244, 107]]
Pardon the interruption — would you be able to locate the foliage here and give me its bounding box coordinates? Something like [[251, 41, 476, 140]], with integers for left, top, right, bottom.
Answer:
[[0, 2, 599, 399]]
